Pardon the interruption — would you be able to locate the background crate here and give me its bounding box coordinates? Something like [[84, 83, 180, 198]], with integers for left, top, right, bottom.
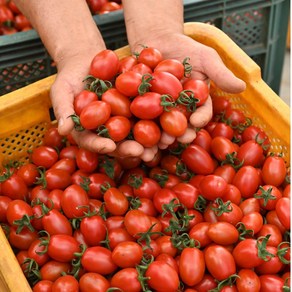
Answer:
[[0, 0, 289, 95], [0, 22, 290, 291]]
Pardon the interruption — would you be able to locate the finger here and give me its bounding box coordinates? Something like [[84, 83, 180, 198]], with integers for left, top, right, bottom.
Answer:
[[160, 131, 176, 146], [177, 127, 197, 144], [71, 130, 116, 153], [50, 81, 76, 136], [200, 47, 246, 93], [115, 140, 144, 157], [189, 96, 213, 128], [140, 145, 158, 162], [158, 142, 169, 150]]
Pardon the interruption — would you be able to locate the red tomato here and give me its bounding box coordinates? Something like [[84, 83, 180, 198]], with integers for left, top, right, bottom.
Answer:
[[137, 47, 163, 69], [189, 222, 212, 248], [130, 92, 167, 119], [179, 247, 205, 286], [159, 107, 188, 137], [150, 71, 183, 100], [210, 136, 237, 161], [73, 89, 98, 115], [259, 275, 285, 292], [0, 195, 11, 222], [131, 62, 153, 75], [76, 147, 99, 173], [103, 187, 129, 215], [133, 119, 161, 147], [254, 185, 282, 210], [31, 146, 59, 169], [171, 182, 200, 209], [101, 88, 132, 117], [118, 55, 138, 73], [32, 280, 53, 292], [153, 188, 179, 213], [80, 100, 111, 130], [256, 224, 283, 247], [210, 122, 234, 140], [261, 155, 287, 187], [223, 107, 246, 127], [232, 166, 261, 198], [115, 71, 142, 97], [241, 211, 263, 235], [1, 173, 27, 200], [89, 49, 119, 80], [192, 128, 212, 153], [199, 175, 228, 201], [102, 115, 131, 142], [28, 238, 50, 267], [81, 246, 117, 275], [275, 197, 290, 230], [39, 261, 71, 282], [129, 176, 161, 200], [50, 157, 76, 175], [61, 184, 90, 219], [44, 168, 72, 190], [145, 260, 180, 292], [88, 173, 116, 200], [182, 144, 215, 175], [236, 269, 261, 292], [110, 268, 142, 292], [193, 274, 217, 291], [79, 272, 110, 292], [112, 241, 143, 268], [80, 215, 107, 246], [221, 183, 241, 205], [14, 14, 30, 30], [237, 140, 264, 167], [154, 58, 185, 80], [204, 244, 236, 281], [182, 79, 209, 106], [99, 1, 121, 13], [0, 5, 13, 24], [108, 227, 135, 250], [9, 226, 38, 250], [43, 126, 65, 149], [51, 275, 79, 292], [207, 222, 239, 245]]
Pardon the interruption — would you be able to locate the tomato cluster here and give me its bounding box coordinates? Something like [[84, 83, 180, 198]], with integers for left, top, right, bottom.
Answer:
[[71, 47, 209, 149], [0, 0, 32, 35], [0, 55, 290, 292], [86, 0, 122, 15]]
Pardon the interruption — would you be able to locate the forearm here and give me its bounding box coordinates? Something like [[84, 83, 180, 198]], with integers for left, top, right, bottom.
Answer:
[[122, 0, 184, 50], [13, 0, 105, 66]]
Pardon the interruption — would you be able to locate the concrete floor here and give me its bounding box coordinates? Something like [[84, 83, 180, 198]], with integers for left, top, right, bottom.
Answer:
[[279, 49, 290, 106]]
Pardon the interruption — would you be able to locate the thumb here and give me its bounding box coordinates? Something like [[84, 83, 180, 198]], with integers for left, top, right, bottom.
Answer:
[[50, 81, 76, 136], [201, 47, 246, 93]]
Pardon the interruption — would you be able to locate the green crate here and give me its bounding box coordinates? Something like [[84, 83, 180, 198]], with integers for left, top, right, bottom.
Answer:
[[0, 0, 289, 95]]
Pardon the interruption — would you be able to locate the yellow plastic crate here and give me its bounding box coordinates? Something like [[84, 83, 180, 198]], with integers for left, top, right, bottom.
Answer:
[[0, 22, 290, 292]]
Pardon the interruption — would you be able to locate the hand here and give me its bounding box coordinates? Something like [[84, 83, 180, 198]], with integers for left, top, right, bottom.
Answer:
[[129, 32, 246, 158]]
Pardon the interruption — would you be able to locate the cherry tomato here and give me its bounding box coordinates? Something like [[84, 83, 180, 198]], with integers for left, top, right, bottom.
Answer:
[[207, 222, 239, 245], [133, 119, 161, 147], [199, 175, 228, 201], [31, 146, 59, 169], [115, 71, 142, 97], [110, 268, 142, 292], [183, 78, 209, 106], [236, 269, 261, 292], [51, 275, 79, 292], [275, 197, 290, 230], [103, 187, 129, 216], [103, 115, 131, 142], [154, 58, 185, 80], [73, 89, 98, 116], [79, 272, 110, 292]]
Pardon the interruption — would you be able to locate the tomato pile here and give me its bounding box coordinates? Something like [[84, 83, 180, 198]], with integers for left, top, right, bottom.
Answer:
[[0, 0, 32, 35], [86, 0, 122, 15], [0, 48, 290, 292]]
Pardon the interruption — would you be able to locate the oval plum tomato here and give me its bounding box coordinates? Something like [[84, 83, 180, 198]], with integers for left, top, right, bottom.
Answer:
[[88, 172, 116, 199], [265, 210, 286, 234], [204, 244, 236, 281], [160, 107, 188, 137], [189, 222, 212, 248], [44, 168, 72, 190], [150, 71, 183, 100], [81, 246, 117, 275], [256, 224, 282, 247], [259, 275, 285, 292], [51, 275, 79, 292], [223, 107, 246, 127], [0, 5, 13, 24], [76, 147, 99, 173], [192, 128, 212, 153], [108, 227, 135, 250], [182, 79, 209, 107], [110, 268, 142, 292], [212, 96, 231, 116], [73, 89, 98, 116], [124, 209, 152, 238], [261, 155, 287, 187], [47, 234, 80, 262], [152, 188, 179, 214], [118, 55, 138, 73], [210, 136, 237, 162], [39, 261, 71, 282], [179, 247, 205, 286], [132, 119, 161, 147], [79, 272, 110, 292], [239, 197, 261, 215], [131, 63, 153, 75], [80, 100, 111, 130], [171, 182, 200, 209], [275, 197, 290, 230], [89, 49, 119, 80], [232, 238, 264, 268], [28, 238, 50, 267], [43, 126, 65, 149], [31, 146, 59, 169], [112, 241, 143, 268], [214, 165, 236, 184], [103, 187, 129, 216], [156, 253, 179, 272], [236, 269, 261, 292], [59, 145, 79, 160], [50, 157, 77, 175], [137, 47, 163, 69], [145, 260, 180, 292], [32, 280, 53, 292], [254, 185, 282, 210], [102, 115, 131, 142], [232, 166, 261, 199], [16, 163, 39, 186], [210, 122, 234, 140], [237, 140, 264, 167], [101, 88, 132, 117], [61, 184, 90, 219], [130, 92, 166, 119], [154, 58, 185, 80], [9, 226, 38, 250], [0, 195, 11, 223], [199, 175, 228, 201], [207, 222, 239, 245], [14, 14, 30, 30], [193, 274, 217, 291], [182, 144, 215, 175], [80, 215, 106, 246], [115, 71, 142, 97], [240, 211, 263, 235], [7, 1, 21, 14]]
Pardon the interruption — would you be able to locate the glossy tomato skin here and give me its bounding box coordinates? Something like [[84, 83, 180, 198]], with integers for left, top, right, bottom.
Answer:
[[171, 182, 200, 209], [154, 58, 185, 80], [39, 261, 71, 282], [210, 136, 237, 161], [133, 119, 161, 147], [103, 187, 129, 216], [80, 100, 111, 130], [17, 163, 39, 186], [89, 49, 119, 80], [179, 247, 205, 286], [51, 275, 79, 291], [182, 78, 209, 107], [31, 146, 59, 169], [207, 222, 239, 245], [236, 269, 261, 292], [259, 275, 285, 292], [110, 268, 142, 292], [104, 115, 131, 142], [0, 195, 12, 222], [145, 260, 180, 292], [275, 197, 290, 230], [204, 244, 236, 281], [32, 279, 53, 292], [182, 144, 215, 175], [199, 174, 228, 201], [45, 168, 72, 190], [79, 272, 110, 292], [73, 89, 98, 115], [115, 71, 142, 97], [137, 47, 163, 69]]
